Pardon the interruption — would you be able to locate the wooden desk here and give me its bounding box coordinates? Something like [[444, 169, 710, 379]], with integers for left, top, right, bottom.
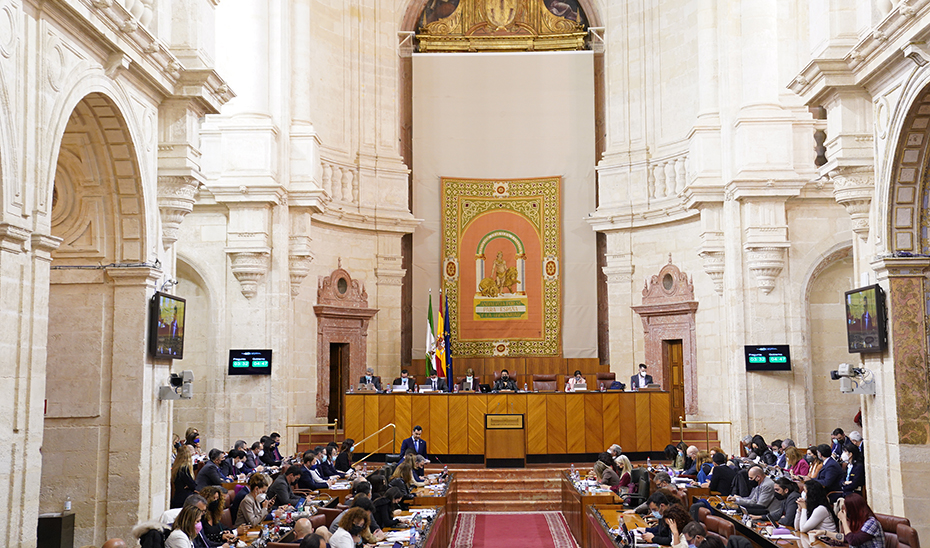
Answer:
[[709, 505, 832, 548], [345, 392, 672, 455], [561, 472, 622, 547], [585, 505, 649, 548]]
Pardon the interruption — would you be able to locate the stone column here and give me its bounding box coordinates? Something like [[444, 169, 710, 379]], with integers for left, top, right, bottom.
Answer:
[[374, 234, 407, 370], [832, 165, 874, 273], [0, 225, 60, 548], [601, 231, 635, 375], [103, 266, 166, 539]]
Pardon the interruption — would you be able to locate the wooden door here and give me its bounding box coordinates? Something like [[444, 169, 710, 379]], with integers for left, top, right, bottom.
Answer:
[[329, 343, 350, 425], [664, 340, 685, 427]]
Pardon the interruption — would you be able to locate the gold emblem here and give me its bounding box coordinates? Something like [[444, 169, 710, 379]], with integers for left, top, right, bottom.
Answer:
[[485, 0, 516, 29]]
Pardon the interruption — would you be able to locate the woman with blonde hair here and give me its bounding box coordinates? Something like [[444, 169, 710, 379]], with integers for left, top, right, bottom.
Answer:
[[235, 473, 273, 527], [170, 445, 197, 509], [615, 454, 634, 493], [786, 446, 810, 477], [166, 505, 214, 548], [391, 460, 424, 488], [695, 451, 713, 483]]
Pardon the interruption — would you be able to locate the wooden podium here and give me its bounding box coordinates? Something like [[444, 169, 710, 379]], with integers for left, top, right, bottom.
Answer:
[[485, 414, 525, 468]]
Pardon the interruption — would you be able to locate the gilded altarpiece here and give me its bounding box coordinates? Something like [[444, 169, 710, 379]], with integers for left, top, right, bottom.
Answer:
[[442, 177, 561, 357]]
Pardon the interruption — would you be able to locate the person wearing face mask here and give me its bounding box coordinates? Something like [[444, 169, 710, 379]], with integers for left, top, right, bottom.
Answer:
[[767, 477, 801, 526], [631, 363, 653, 390], [195, 449, 231, 491], [359, 367, 382, 391], [771, 439, 787, 468], [166, 504, 215, 548], [235, 473, 273, 527], [830, 428, 847, 458], [814, 443, 843, 498], [640, 492, 675, 545], [728, 466, 778, 516], [795, 480, 838, 533], [702, 452, 736, 496], [841, 442, 865, 497], [391, 369, 418, 392], [566, 369, 586, 392], [184, 427, 204, 457], [243, 441, 265, 474], [318, 444, 346, 479], [170, 445, 198, 509], [785, 446, 809, 477], [673, 521, 706, 548], [260, 435, 281, 467], [662, 504, 693, 548], [200, 486, 242, 547], [459, 368, 480, 392], [298, 448, 335, 489], [493, 369, 518, 392], [220, 449, 247, 478], [330, 507, 370, 548], [334, 438, 355, 472], [802, 445, 823, 480], [267, 467, 303, 509]]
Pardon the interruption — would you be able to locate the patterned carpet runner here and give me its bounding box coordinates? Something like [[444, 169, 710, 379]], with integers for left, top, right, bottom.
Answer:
[[450, 512, 577, 548]]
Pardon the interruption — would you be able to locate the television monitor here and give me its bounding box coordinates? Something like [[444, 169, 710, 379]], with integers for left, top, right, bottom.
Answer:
[[744, 345, 791, 371], [149, 292, 186, 359], [228, 349, 273, 376], [845, 284, 888, 353]]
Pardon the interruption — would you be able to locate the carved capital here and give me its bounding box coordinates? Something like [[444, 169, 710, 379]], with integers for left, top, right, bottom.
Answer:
[[0, 223, 31, 254], [227, 250, 270, 299], [376, 254, 406, 286], [158, 176, 199, 249], [744, 245, 788, 294], [699, 248, 725, 295], [831, 166, 874, 241], [289, 253, 314, 297]]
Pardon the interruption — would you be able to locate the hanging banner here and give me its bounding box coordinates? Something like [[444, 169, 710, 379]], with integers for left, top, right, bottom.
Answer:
[[441, 177, 561, 357]]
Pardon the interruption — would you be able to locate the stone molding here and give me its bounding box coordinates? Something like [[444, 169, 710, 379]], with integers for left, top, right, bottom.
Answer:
[[375, 254, 406, 286], [602, 253, 634, 284], [744, 244, 789, 294], [103, 265, 162, 286], [157, 176, 199, 249], [0, 223, 31, 253], [227, 249, 270, 299], [831, 166, 875, 242], [31, 233, 64, 262]]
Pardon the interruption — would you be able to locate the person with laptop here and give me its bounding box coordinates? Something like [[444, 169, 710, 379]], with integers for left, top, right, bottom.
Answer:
[[631, 363, 653, 390], [458, 368, 480, 392], [566, 370, 586, 392], [391, 369, 417, 392], [424, 372, 447, 392], [359, 368, 381, 391], [493, 369, 518, 392]]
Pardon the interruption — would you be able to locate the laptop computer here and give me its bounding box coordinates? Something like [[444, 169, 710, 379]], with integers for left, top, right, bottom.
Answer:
[[572, 382, 587, 392]]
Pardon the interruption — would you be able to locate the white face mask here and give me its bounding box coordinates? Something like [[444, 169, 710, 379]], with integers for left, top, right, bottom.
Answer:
[[236, 461, 243, 469], [466, 376, 473, 382], [258, 450, 264, 457], [256, 493, 266, 503], [841, 452, 850, 463], [800, 491, 807, 501]]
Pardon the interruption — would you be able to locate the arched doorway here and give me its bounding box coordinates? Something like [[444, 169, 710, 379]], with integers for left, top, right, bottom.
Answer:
[[41, 92, 157, 546]]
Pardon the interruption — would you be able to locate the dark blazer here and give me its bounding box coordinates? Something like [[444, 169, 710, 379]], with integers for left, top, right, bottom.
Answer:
[[630, 373, 654, 389], [708, 463, 737, 496], [359, 375, 382, 391], [391, 377, 417, 392], [372, 496, 401, 529], [842, 462, 866, 495], [493, 378, 518, 392], [260, 442, 281, 467], [195, 461, 229, 491], [266, 475, 300, 508], [243, 451, 262, 474], [424, 377, 447, 391], [334, 450, 353, 472], [816, 457, 843, 493], [645, 517, 672, 545], [768, 490, 800, 526], [399, 437, 428, 460], [297, 464, 328, 490], [171, 467, 197, 508], [458, 378, 480, 392], [319, 458, 344, 478], [219, 459, 238, 478]]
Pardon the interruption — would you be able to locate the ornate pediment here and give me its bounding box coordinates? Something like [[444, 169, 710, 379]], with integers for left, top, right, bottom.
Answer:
[[416, 0, 587, 52]]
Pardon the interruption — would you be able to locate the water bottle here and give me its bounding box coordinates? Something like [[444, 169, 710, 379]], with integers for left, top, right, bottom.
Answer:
[[362, 461, 368, 475], [453, 384, 459, 393], [63, 495, 72, 513], [524, 382, 528, 392], [600, 383, 605, 392], [647, 457, 651, 470], [409, 526, 418, 545], [443, 465, 448, 475]]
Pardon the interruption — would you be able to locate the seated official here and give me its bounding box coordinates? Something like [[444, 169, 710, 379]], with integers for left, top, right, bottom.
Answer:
[[803, 445, 823, 479], [565, 370, 585, 392], [767, 477, 800, 527], [164, 504, 202, 548], [795, 480, 838, 533], [728, 466, 778, 516], [373, 487, 405, 529], [243, 442, 265, 474], [493, 369, 518, 392], [201, 489, 243, 547], [329, 496, 384, 544], [195, 449, 230, 491], [631, 363, 653, 390], [160, 494, 207, 526], [702, 452, 737, 496], [785, 446, 809, 477], [330, 507, 371, 548], [267, 467, 303, 509], [694, 451, 713, 483], [641, 492, 675, 545], [661, 505, 692, 548], [682, 445, 700, 475], [424, 372, 447, 392], [278, 517, 332, 545], [359, 367, 382, 391], [334, 439, 355, 472], [299, 534, 327, 548], [297, 449, 333, 490], [220, 449, 247, 478], [391, 460, 424, 489], [593, 453, 621, 490], [391, 369, 417, 392], [814, 444, 843, 497], [319, 445, 345, 479], [828, 494, 883, 548], [673, 522, 706, 548], [259, 435, 282, 467], [235, 473, 273, 527], [458, 368, 480, 392], [616, 455, 634, 493], [841, 442, 865, 497]]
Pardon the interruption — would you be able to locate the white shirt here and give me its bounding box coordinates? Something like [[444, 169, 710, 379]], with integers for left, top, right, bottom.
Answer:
[[159, 508, 182, 525], [638, 373, 647, 387], [330, 528, 356, 548], [165, 530, 194, 548], [795, 505, 838, 533]]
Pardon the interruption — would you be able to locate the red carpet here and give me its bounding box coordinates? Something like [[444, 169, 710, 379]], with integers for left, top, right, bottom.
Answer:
[[451, 512, 577, 548]]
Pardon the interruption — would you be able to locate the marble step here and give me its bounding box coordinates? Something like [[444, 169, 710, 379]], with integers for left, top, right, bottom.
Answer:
[[454, 478, 561, 490], [458, 500, 563, 512], [456, 488, 560, 502], [446, 468, 565, 479]]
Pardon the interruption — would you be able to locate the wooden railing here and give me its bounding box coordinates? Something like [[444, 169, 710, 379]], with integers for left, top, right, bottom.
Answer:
[[352, 423, 396, 466], [676, 417, 731, 450]]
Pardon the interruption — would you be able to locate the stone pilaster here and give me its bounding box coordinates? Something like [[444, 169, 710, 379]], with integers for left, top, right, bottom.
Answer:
[[831, 165, 874, 242], [158, 176, 200, 248]]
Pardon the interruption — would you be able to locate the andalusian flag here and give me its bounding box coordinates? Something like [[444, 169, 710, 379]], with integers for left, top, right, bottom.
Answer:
[[426, 293, 437, 376], [435, 292, 447, 377]]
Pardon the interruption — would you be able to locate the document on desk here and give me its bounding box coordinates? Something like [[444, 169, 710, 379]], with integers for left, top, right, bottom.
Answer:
[[385, 530, 412, 542], [769, 534, 801, 540]]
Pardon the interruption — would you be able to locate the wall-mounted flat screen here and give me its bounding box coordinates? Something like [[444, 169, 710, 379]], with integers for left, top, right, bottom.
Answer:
[[845, 284, 888, 353], [149, 292, 186, 359], [744, 345, 791, 371], [228, 349, 273, 375]]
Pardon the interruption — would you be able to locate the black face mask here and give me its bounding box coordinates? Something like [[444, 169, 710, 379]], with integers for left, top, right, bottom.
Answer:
[[349, 524, 365, 535], [208, 499, 221, 512], [774, 492, 786, 500]]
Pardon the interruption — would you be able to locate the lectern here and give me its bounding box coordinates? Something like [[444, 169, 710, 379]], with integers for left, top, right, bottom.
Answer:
[[484, 413, 525, 468]]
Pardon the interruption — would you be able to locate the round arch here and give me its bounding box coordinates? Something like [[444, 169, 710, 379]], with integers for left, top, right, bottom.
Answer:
[[399, 0, 604, 31]]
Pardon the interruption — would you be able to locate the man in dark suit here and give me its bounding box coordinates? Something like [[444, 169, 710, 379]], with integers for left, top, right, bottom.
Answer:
[[244, 441, 265, 474], [391, 369, 417, 392], [704, 452, 737, 496], [424, 372, 447, 392], [399, 425, 429, 460], [195, 449, 231, 491], [359, 367, 382, 391], [630, 363, 654, 390], [815, 443, 843, 495], [458, 368, 480, 392], [297, 449, 331, 490], [267, 466, 303, 509]]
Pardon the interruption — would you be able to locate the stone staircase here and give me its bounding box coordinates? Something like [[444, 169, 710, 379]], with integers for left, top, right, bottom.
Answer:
[[452, 467, 564, 512], [675, 426, 720, 451], [296, 429, 345, 454]]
